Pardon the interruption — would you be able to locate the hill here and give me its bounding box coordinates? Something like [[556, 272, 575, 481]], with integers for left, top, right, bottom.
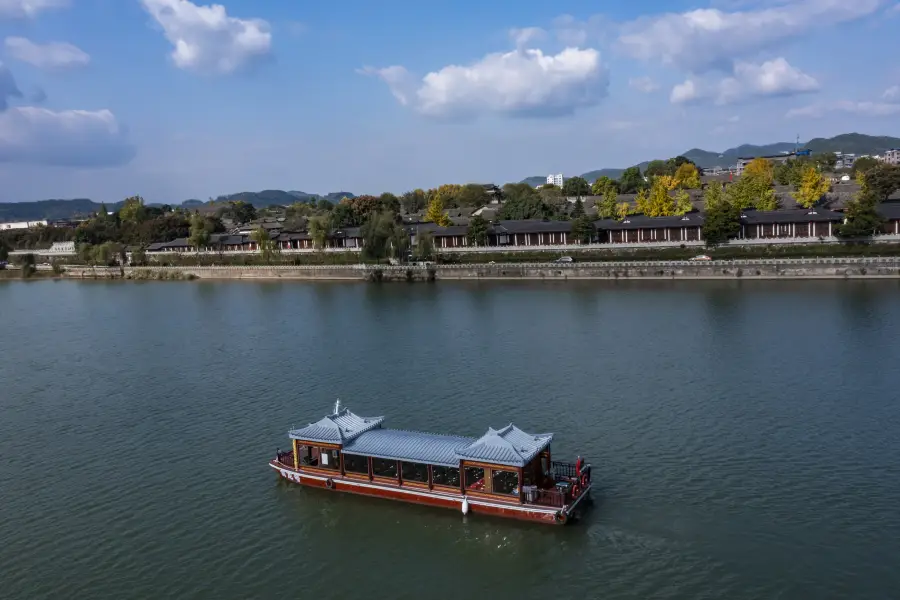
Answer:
[[521, 133, 900, 184]]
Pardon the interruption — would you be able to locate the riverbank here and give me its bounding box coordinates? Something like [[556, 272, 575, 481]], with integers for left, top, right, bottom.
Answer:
[[53, 257, 900, 281]]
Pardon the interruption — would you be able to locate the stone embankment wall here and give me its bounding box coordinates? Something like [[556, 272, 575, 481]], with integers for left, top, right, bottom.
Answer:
[[59, 257, 900, 281]]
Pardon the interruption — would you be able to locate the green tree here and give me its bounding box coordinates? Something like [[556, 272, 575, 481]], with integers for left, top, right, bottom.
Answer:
[[862, 164, 900, 201], [644, 160, 668, 178], [597, 187, 618, 219], [414, 230, 434, 260], [308, 217, 331, 250], [424, 195, 452, 226], [814, 152, 838, 171], [0, 241, 8, 263], [571, 198, 585, 218], [456, 184, 491, 208], [131, 247, 147, 266], [467, 214, 489, 246], [836, 191, 884, 238], [702, 199, 742, 247], [401, 189, 427, 213], [118, 195, 146, 224], [500, 194, 555, 220], [792, 166, 831, 209], [851, 156, 879, 178], [562, 176, 590, 198], [330, 203, 357, 228], [361, 211, 404, 261], [251, 227, 275, 262], [218, 200, 256, 224], [78, 243, 94, 265], [19, 252, 36, 278], [674, 189, 693, 216], [618, 166, 646, 194], [378, 193, 401, 214], [591, 176, 617, 196], [316, 199, 334, 211], [728, 170, 777, 211], [188, 213, 211, 251], [703, 182, 726, 211], [570, 216, 594, 244], [93, 243, 112, 266]]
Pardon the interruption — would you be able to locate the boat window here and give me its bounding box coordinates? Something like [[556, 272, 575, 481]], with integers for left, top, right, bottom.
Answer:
[[465, 466, 485, 491], [492, 469, 519, 496], [401, 461, 429, 483], [432, 466, 460, 487], [318, 448, 340, 471], [343, 454, 369, 475], [372, 457, 398, 479], [299, 445, 319, 467]]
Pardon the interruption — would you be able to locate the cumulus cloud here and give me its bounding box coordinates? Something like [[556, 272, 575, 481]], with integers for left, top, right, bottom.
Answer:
[[0, 61, 22, 111], [883, 85, 900, 101], [628, 76, 659, 93], [0, 0, 68, 19], [509, 27, 545, 49], [363, 47, 609, 119], [5, 37, 90, 70], [140, 0, 272, 75], [0, 107, 135, 166], [618, 0, 884, 71], [670, 58, 818, 105], [786, 101, 900, 118]]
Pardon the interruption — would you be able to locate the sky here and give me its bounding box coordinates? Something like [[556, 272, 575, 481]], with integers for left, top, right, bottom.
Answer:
[[0, 0, 898, 203]]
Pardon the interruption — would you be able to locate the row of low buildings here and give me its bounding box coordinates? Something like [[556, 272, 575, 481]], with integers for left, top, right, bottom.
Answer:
[[143, 204, 900, 254]]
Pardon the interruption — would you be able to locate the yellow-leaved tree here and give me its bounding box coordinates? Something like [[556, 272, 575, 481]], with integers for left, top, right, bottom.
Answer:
[[635, 188, 651, 215], [673, 163, 701, 189], [792, 166, 831, 209], [616, 202, 631, 221], [424, 196, 452, 226], [647, 177, 675, 216], [743, 157, 774, 181], [674, 190, 693, 216]]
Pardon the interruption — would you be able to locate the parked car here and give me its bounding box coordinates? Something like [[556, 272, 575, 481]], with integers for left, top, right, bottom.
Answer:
[[554, 256, 574, 263], [690, 254, 712, 261]]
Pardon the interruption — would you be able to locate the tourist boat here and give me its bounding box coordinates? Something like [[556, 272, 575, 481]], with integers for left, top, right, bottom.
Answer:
[[270, 401, 593, 525]]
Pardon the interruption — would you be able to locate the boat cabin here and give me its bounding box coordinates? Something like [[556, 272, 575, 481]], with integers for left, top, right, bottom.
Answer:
[[272, 403, 592, 522]]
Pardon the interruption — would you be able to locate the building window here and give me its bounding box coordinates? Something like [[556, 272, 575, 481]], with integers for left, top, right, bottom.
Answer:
[[492, 470, 519, 496], [465, 466, 485, 491], [432, 466, 460, 487], [372, 457, 398, 479], [343, 454, 369, 475], [401, 461, 429, 483]]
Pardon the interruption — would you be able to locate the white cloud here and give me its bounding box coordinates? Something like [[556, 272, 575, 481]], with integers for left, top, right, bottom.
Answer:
[[671, 79, 701, 104], [551, 14, 613, 47], [0, 61, 22, 110], [508, 26, 545, 49], [787, 100, 900, 118], [618, 0, 884, 71], [364, 47, 609, 119], [883, 85, 900, 101], [0, 0, 68, 19], [4, 37, 90, 70], [628, 76, 659, 93], [140, 0, 272, 75], [0, 107, 135, 166], [716, 58, 818, 104]]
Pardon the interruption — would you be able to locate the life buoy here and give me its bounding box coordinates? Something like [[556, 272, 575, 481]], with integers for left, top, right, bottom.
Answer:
[[325, 478, 335, 489], [581, 473, 589, 488], [555, 512, 566, 524]]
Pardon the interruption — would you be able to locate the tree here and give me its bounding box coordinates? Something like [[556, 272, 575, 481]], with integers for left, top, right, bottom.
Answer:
[[591, 176, 617, 196], [571, 198, 585, 218], [500, 194, 555, 220], [347, 195, 381, 224], [635, 188, 651, 215], [702, 199, 741, 247], [814, 152, 838, 171], [673, 163, 701, 189], [792, 166, 831, 209], [361, 212, 404, 261], [401, 189, 427, 214], [118, 195, 146, 224], [728, 169, 777, 211], [538, 183, 563, 203], [330, 203, 357, 228], [863, 164, 900, 201], [0, 241, 8, 263], [644, 160, 668, 178], [597, 187, 618, 219], [704, 182, 726, 211], [414, 230, 434, 260], [836, 191, 884, 238], [131, 247, 147, 266], [92, 243, 113, 266], [774, 161, 793, 186], [308, 217, 331, 250], [188, 213, 211, 251], [251, 226, 275, 262], [78, 243, 94, 265], [674, 190, 693, 216], [457, 184, 490, 207], [570, 216, 594, 244], [618, 166, 646, 194], [18, 252, 36, 278], [646, 177, 675, 217], [424, 195, 452, 226], [562, 176, 590, 198], [218, 200, 256, 224], [378, 192, 401, 214], [616, 202, 631, 221], [851, 156, 879, 178], [743, 157, 774, 181], [467, 214, 489, 246]]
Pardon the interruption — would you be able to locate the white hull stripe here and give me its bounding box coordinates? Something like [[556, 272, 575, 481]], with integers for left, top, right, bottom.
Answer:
[[272, 464, 563, 516]]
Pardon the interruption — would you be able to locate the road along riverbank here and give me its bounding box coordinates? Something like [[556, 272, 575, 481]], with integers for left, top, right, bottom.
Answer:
[[56, 257, 900, 281]]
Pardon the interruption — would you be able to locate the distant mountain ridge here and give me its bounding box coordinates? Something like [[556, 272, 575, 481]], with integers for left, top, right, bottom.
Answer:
[[523, 133, 900, 185], [0, 190, 359, 222]]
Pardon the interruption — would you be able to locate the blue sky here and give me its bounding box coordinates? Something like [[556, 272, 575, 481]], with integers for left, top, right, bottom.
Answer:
[[0, 0, 898, 203]]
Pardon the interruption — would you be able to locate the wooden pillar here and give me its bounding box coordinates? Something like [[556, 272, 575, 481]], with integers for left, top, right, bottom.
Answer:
[[292, 439, 299, 470], [518, 467, 524, 504]]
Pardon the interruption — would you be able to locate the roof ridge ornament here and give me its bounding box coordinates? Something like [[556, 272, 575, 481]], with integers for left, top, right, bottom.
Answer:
[[333, 398, 341, 415]]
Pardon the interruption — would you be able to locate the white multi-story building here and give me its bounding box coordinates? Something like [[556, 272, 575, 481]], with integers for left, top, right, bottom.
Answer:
[[546, 173, 563, 187], [884, 149, 900, 166], [0, 220, 47, 231]]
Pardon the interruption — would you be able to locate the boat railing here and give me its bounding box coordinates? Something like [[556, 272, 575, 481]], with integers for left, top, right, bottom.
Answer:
[[275, 450, 294, 468], [552, 461, 578, 479], [523, 487, 566, 508]]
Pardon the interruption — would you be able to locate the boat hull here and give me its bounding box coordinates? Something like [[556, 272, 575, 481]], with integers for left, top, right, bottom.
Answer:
[[270, 461, 586, 525]]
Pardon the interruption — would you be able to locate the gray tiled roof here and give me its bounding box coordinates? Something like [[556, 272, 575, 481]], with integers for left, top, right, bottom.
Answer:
[[289, 408, 384, 444], [457, 424, 553, 468], [740, 208, 843, 224], [342, 429, 475, 467]]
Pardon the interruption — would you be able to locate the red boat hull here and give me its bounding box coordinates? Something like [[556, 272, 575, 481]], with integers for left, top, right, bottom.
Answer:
[[270, 461, 589, 525]]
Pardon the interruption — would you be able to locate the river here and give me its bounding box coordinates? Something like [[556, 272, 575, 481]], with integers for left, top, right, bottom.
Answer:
[[1, 280, 898, 599]]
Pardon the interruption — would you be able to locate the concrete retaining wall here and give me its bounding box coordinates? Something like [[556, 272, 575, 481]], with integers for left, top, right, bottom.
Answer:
[[59, 258, 900, 281]]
